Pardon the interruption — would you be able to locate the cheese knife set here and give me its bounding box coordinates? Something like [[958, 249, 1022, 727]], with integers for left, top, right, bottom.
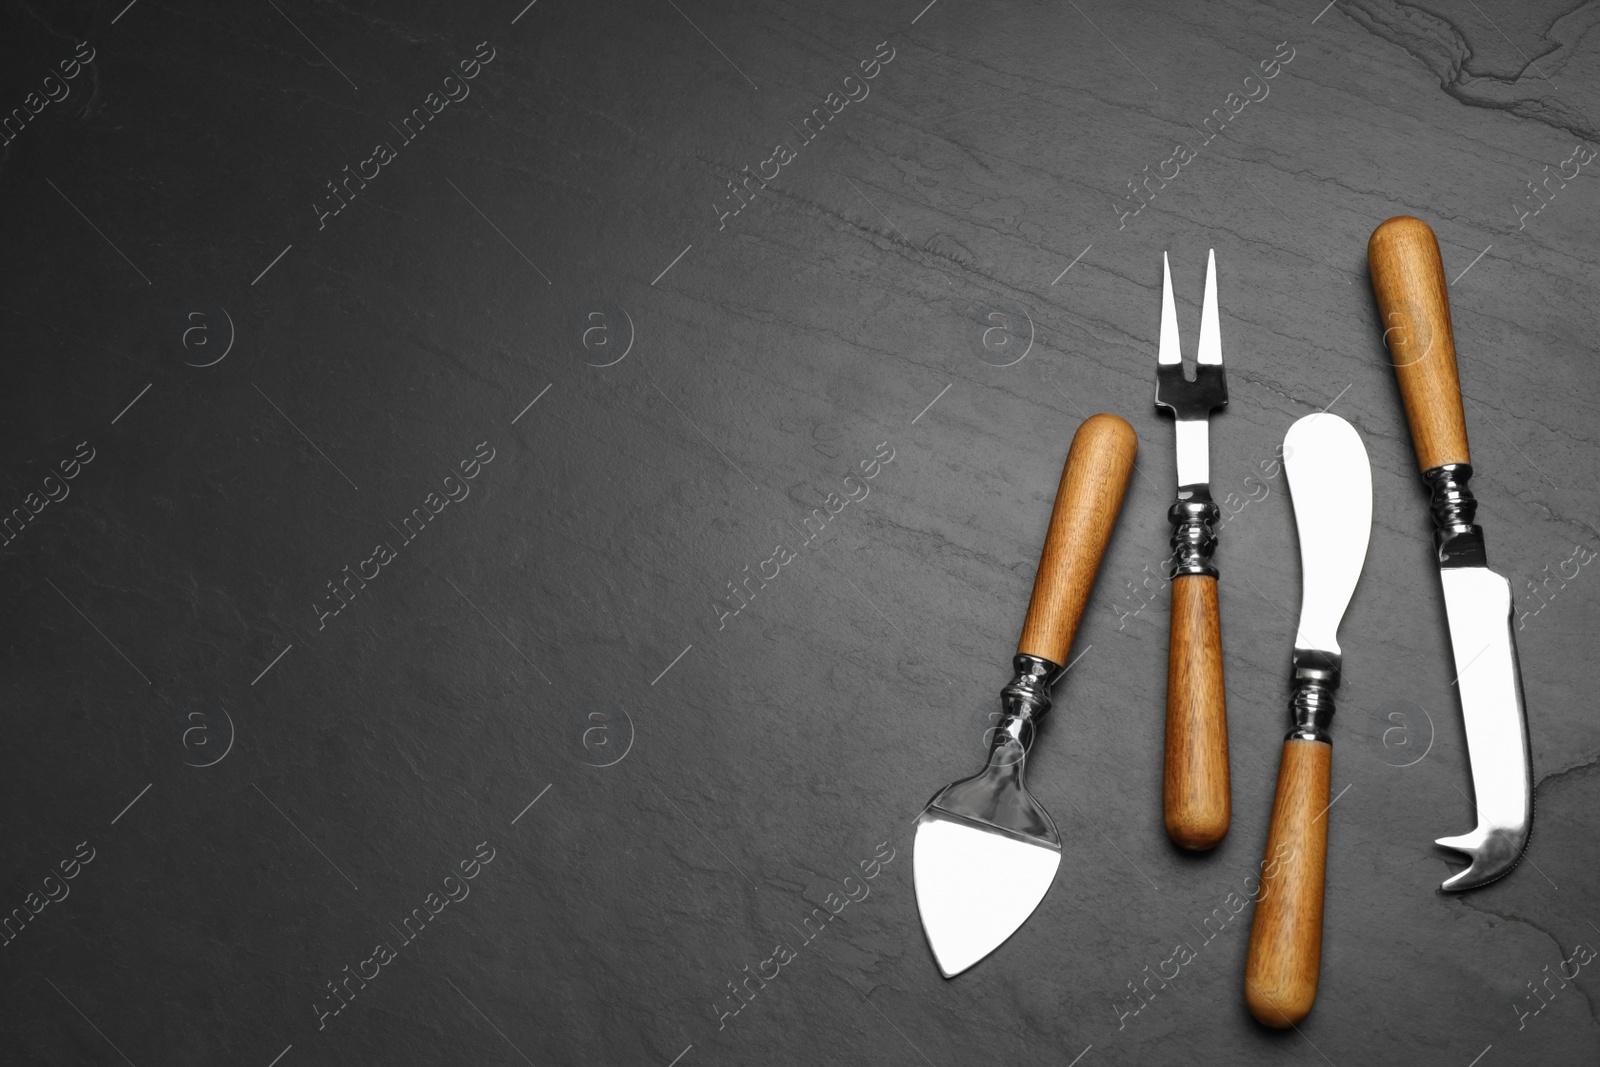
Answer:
[[911, 216, 1535, 1027]]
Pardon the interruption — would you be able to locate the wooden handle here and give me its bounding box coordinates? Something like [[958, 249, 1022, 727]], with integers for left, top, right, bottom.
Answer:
[[1163, 574, 1230, 850], [1016, 413, 1138, 665], [1367, 216, 1470, 470], [1244, 738, 1331, 1028]]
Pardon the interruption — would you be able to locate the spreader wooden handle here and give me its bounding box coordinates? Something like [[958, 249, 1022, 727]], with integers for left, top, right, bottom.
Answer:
[[1245, 738, 1331, 1028], [1017, 413, 1137, 666], [1367, 216, 1470, 470], [1163, 573, 1230, 850]]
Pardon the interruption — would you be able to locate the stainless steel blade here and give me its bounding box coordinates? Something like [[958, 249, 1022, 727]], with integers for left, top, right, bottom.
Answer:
[[1435, 566, 1533, 890], [913, 712, 1061, 978], [913, 811, 1060, 977], [1284, 413, 1372, 652]]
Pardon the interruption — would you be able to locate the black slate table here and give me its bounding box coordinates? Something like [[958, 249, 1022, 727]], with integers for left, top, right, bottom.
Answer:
[[3, 1, 1597, 1064]]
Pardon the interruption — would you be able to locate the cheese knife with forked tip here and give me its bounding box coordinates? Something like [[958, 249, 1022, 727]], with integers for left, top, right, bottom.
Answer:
[[1367, 215, 1533, 892], [914, 414, 1137, 978]]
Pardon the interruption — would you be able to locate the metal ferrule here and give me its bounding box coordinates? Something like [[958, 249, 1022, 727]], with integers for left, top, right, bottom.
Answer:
[[1168, 485, 1220, 577], [990, 654, 1062, 760], [1286, 647, 1340, 742], [1423, 463, 1488, 568]]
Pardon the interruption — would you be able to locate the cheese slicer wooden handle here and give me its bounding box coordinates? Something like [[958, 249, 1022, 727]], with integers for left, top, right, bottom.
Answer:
[[1017, 414, 1138, 665]]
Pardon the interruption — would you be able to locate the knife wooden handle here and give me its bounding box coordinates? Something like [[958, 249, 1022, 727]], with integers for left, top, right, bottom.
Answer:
[[1017, 413, 1137, 666], [1163, 574, 1230, 850], [1245, 737, 1330, 1028], [1367, 216, 1470, 470]]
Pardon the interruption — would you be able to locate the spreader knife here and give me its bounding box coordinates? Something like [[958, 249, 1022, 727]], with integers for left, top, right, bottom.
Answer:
[[1367, 216, 1533, 892], [1244, 413, 1372, 1028], [913, 414, 1137, 978]]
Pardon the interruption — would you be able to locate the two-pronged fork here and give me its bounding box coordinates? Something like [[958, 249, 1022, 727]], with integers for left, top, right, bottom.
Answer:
[[1154, 249, 1231, 850]]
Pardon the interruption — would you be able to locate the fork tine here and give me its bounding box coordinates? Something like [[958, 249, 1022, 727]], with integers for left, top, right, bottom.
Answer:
[[1159, 252, 1181, 366], [1197, 248, 1222, 365]]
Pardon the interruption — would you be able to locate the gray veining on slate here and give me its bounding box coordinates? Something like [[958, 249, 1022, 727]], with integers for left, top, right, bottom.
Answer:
[[1, 0, 1597, 1064]]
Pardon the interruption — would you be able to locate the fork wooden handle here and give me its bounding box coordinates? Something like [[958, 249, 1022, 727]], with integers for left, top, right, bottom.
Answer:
[[1164, 574, 1230, 849], [1367, 216, 1470, 471], [1245, 737, 1331, 1028], [1017, 414, 1138, 665]]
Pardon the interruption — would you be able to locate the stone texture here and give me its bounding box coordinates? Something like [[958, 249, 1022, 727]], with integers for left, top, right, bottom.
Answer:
[[1, 0, 1596, 1064]]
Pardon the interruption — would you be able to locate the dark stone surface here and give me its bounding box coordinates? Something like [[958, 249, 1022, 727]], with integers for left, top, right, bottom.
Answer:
[[2, 0, 1597, 1063]]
